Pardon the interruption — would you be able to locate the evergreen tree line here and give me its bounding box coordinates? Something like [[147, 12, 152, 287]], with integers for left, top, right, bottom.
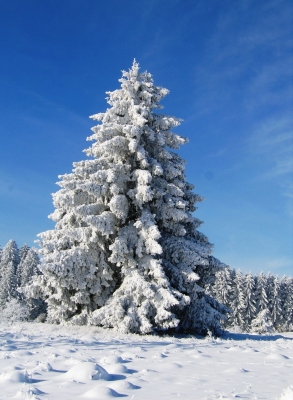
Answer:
[[206, 268, 293, 333], [0, 240, 45, 321]]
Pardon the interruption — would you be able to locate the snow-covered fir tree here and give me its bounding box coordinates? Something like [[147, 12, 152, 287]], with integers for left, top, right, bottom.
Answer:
[[279, 276, 293, 331], [243, 272, 256, 330], [18, 248, 40, 288], [199, 255, 228, 290], [16, 244, 30, 287], [26, 61, 227, 334], [269, 276, 282, 329], [17, 248, 45, 320], [208, 268, 232, 309], [250, 309, 274, 334], [0, 240, 20, 278], [206, 267, 232, 328], [0, 261, 18, 306], [230, 270, 246, 330], [0, 240, 20, 307], [20, 244, 30, 260], [255, 272, 269, 315]]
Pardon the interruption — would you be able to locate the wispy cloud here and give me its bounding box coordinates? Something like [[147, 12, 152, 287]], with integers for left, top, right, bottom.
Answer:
[[231, 255, 293, 276], [248, 117, 293, 178], [193, 0, 293, 117]]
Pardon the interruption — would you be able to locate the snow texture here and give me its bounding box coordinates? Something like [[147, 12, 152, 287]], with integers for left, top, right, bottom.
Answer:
[[0, 322, 292, 399]]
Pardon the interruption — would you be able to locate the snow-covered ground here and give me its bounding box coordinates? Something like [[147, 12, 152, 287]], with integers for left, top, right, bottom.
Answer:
[[0, 323, 292, 399]]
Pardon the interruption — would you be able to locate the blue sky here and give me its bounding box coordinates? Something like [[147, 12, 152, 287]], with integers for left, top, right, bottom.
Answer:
[[0, 0, 292, 277]]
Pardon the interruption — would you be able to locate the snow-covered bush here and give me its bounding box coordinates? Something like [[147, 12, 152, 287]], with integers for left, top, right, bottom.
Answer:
[[0, 298, 29, 325], [250, 309, 274, 334], [25, 60, 228, 335]]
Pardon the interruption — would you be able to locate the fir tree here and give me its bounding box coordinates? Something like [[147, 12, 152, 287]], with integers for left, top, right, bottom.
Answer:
[[0, 261, 18, 306], [270, 276, 282, 329], [26, 61, 227, 334], [232, 270, 246, 330], [211, 268, 232, 307], [207, 267, 232, 329], [199, 256, 228, 289], [250, 309, 274, 334], [279, 277, 293, 331], [0, 240, 20, 278], [20, 244, 30, 260], [255, 272, 269, 314], [243, 272, 256, 330], [17, 248, 45, 320], [17, 244, 30, 287], [0, 240, 20, 306], [18, 248, 40, 288]]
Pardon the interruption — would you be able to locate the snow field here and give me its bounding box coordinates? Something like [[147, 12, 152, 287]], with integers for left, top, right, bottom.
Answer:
[[0, 323, 292, 399]]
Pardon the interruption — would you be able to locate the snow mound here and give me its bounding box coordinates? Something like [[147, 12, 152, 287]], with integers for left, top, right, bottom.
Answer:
[[11, 350, 33, 357], [278, 386, 293, 400], [223, 367, 249, 374], [165, 343, 180, 349], [14, 386, 46, 398], [242, 348, 259, 353], [0, 368, 30, 383], [100, 355, 124, 364], [104, 364, 129, 374], [152, 352, 168, 359], [80, 334, 98, 343], [192, 352, 211, 359], [227, 346, 243, 352], [60, 362, 110, 382], [265, 353, 289, 363], [81, 386, 126, 398], [120, 352, 140, 360], [34, 361, 52, 372], [108, 380, 141, 391]]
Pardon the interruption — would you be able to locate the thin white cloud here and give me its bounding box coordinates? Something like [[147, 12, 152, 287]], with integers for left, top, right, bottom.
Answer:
[[193, 0, 293, 116], [227, 255, 293, 277], [248, 117, 293, 175], [247, 116, 293, 214]]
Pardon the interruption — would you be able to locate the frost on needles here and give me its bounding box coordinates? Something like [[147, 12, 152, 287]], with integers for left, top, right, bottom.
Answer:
[[28, 61, 228, 334]]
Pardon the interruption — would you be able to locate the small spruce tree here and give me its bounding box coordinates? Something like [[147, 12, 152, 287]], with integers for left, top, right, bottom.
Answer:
[[280, 277, 293, 331], [18, 248, 40, 288], [250, 309, 274, 334], [270, 276, 282, 330], [255, 272, 269, 314], [230, 270, 246, 330], [0, 240, 20, 307], [27, 61, 227, 334], [17, 244, 30, 287], [243, 272, 256, 330]]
